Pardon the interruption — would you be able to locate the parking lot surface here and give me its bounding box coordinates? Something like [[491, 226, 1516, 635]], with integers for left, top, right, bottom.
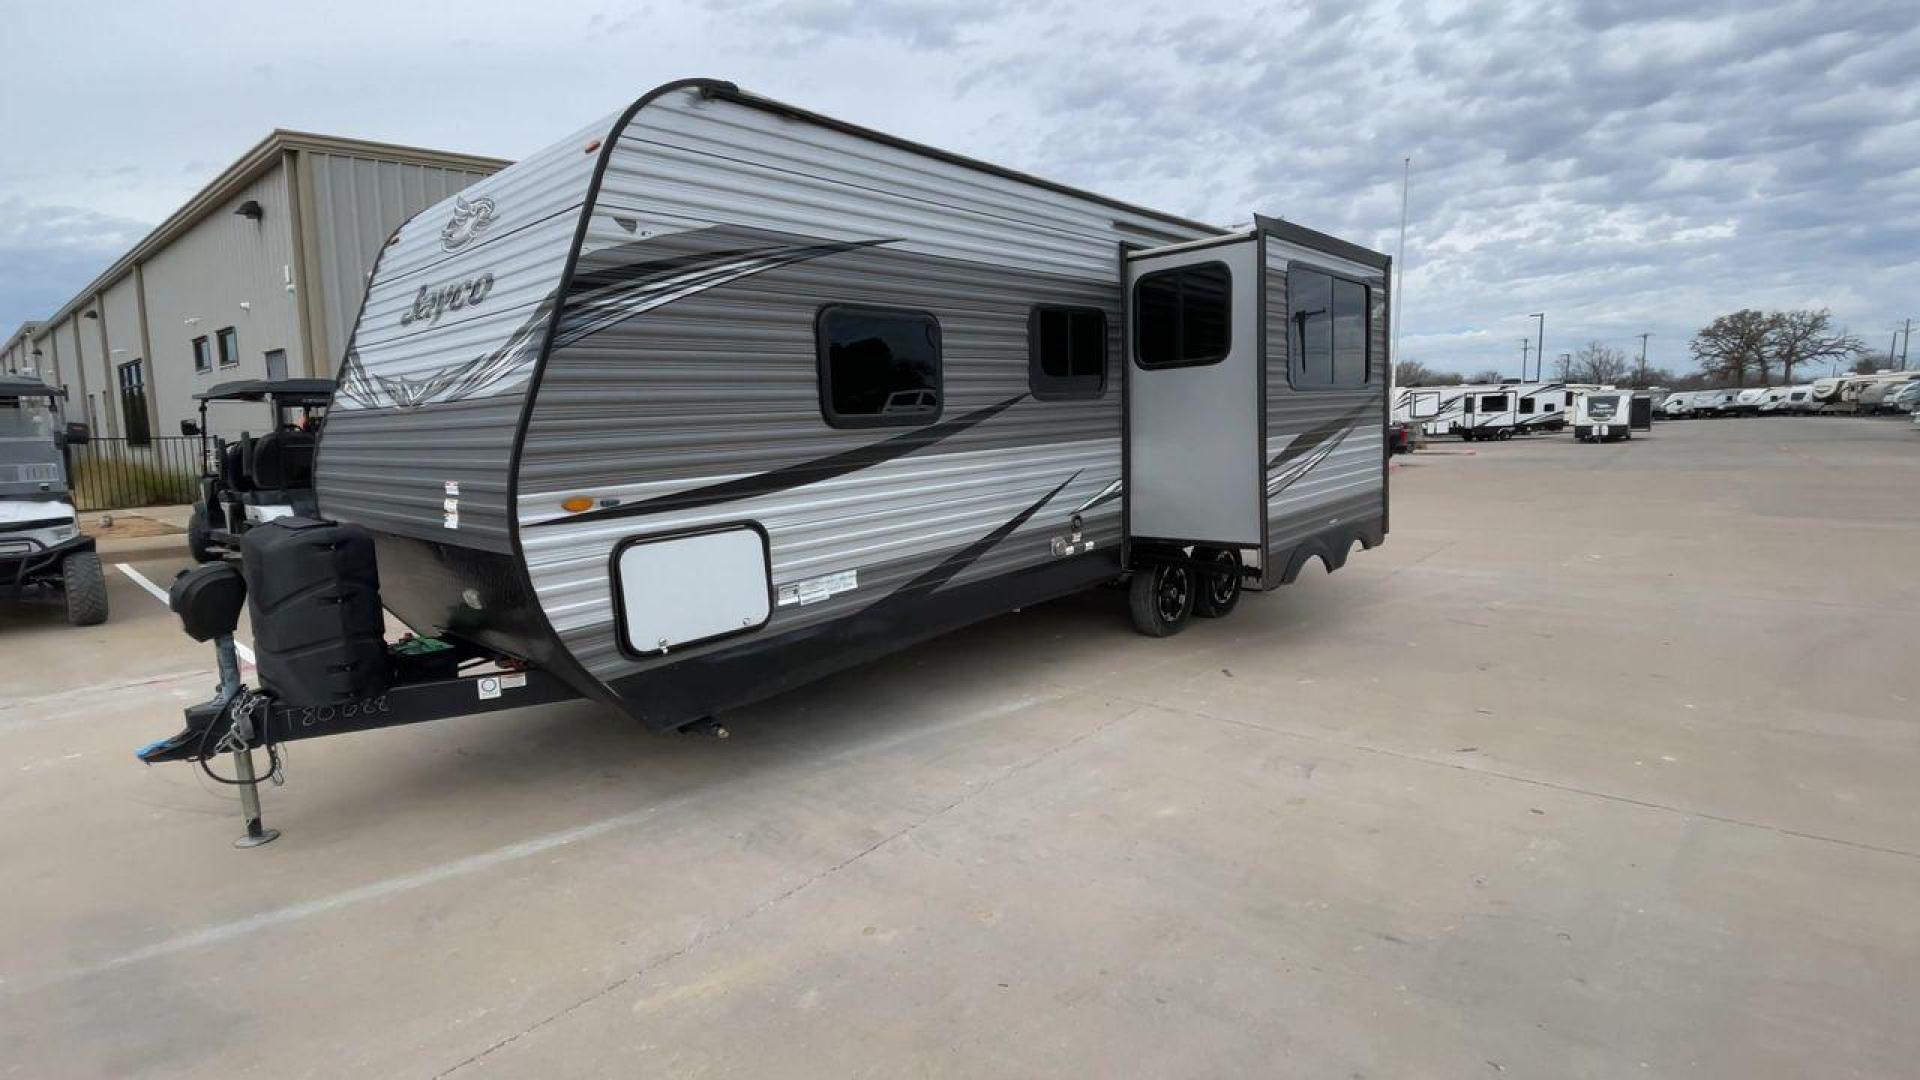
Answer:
[[3, 417, 1916, 1078]]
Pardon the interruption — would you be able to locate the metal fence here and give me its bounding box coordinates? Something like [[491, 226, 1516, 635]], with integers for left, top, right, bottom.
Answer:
[[66, 435, 199, 511]]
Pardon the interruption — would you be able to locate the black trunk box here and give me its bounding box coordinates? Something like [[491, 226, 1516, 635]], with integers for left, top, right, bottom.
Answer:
[[241, 517, 389, 706]]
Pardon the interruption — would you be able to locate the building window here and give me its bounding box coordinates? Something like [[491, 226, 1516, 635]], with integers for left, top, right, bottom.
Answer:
[[117, 359, 151, 446], [193, 336, 212, 372], [815, 305, 942, 429], [1028, 306, 1107, 399], [216, 326, 239, 368], [1288, 267, 1371, 388], [263, 348, 288, 381], [1134, 262, 1230, 369]]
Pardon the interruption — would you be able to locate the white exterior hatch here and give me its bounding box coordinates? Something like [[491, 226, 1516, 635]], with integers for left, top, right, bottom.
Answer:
[[615, 525, 771, 654]]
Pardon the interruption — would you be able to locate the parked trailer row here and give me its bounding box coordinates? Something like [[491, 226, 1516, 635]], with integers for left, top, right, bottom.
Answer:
[[1660, 372, 1920, 418]]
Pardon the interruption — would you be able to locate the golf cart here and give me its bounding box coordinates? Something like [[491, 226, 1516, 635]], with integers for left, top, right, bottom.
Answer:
[[182, 379, 331, 562], [1, 375, 106, 625]]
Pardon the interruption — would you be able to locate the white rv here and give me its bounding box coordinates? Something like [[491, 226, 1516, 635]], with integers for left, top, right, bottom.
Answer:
[[1393, 381, 1568, 440], [138, 79, 1395, 839], [1572, 390, 1632, 441], [1858, 373, 1920, 413], [1808, 376, 1848, 413]]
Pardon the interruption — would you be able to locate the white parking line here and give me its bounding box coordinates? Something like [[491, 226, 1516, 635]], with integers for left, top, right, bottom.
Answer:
[[115, 562, 255, 665]]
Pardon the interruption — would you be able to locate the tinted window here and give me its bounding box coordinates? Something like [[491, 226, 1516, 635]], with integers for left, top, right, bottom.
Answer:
[[193, 336, 212, 372], [1133, 262, 1231, 369], [1519, 397, 1536, 414], [1029, 306, 1107, 399], [1289, 268, 1370, 388], [1481, 394, 1509, 411], [216, 326, 239, 368], [817, 306, 941, 428]]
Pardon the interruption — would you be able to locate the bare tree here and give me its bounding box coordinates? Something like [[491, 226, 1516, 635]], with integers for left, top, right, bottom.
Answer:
[[1394, 359, 1436, 385], [1690, 310, 1772, 385], [1468, 368, 1505, 384], [1572, 341, 1630, 384], [1850, 355, 1879, 375], [1553, 352, 1573, 381], [1767, 308, 1865, 383]]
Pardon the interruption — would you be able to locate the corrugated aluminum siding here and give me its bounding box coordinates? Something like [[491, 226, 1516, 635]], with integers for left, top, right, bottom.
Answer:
[[315, 115, 611, 553], [1262, 235, 1388, 565], [520, 87, 1211, 686], [304, 153, 501, 370]]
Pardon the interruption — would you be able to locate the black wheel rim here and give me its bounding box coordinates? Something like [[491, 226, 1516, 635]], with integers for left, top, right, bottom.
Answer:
[[1156, 566, 1189, 623], [1206, 552, 1237, 607]]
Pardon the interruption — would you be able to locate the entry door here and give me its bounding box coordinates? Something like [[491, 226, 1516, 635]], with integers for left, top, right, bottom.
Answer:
[[1125, 238, 1261, 548]]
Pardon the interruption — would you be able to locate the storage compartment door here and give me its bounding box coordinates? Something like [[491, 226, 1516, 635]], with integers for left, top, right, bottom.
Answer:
[[1124, 238, 1261, 549], [1630, 395, 1653, 430], [615, 525, 771, 655]]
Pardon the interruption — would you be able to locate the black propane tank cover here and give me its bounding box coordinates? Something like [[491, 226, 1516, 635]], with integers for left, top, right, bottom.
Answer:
[[168, 562, 247, 642], [240, 517, 389, 707]]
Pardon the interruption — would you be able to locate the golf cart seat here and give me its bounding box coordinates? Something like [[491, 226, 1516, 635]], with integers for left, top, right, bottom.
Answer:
[[249, 430, 316, 490], [222, 440, 254, 493]]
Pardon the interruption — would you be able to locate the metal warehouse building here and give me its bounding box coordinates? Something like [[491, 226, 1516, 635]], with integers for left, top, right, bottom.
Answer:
[[16, 131, 505, 440]]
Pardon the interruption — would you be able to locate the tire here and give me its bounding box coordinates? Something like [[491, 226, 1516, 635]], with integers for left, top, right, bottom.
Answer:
[[62, 551, 109, 627], [187, 505, 217, 563], [1128, 561, 1194, 637], [1192, 547, 1242, 619]]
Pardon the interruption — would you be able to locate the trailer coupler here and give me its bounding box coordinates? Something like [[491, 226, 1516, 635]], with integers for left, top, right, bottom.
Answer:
[[137, 654, 583, 847]]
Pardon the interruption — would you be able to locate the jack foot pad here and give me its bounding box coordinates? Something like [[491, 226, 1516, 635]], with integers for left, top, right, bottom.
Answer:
[[235, 826, 281, 849]]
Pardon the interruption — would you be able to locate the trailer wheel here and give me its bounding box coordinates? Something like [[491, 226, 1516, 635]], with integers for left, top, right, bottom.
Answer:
[[62, 552, 109, 627], [1128, 562, 1193, 637], [1192, 547, 1242, 619], [187, 506, 217, 563]]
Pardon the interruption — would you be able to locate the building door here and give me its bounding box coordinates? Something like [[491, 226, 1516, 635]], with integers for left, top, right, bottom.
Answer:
[[117, 359, 151, 446], [264, 348, 288, 381]]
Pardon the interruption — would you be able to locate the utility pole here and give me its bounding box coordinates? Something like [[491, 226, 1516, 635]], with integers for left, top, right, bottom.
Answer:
[[1901, 318, 1911, 369], [1558, 353, 1572, 382], [1393, 157, 1410, 381], [1636, 332, 1651, 386], [1520, 339, 1531, 380], [1529, 313, 1545, 382]]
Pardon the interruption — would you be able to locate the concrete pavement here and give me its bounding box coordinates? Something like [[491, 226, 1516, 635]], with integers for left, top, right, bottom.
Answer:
[[1, 417, 1915, 1078]]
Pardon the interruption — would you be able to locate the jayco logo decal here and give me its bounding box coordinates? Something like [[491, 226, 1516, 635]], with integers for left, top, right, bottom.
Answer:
[[399, 274, 495, 328], [440, 194, 496, 252]]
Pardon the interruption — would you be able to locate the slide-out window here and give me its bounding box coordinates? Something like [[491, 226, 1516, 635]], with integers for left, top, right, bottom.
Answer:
[[1481, 394, 1510, 411], [1134, 262, 1230, 369], [1028, 306, 1107, 399], [1288, 267, 1371, 388], [816, 305, 942, 429]]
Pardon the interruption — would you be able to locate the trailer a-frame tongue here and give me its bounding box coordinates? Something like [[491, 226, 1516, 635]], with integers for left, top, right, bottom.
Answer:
[[1121, 219, 1391, 633]]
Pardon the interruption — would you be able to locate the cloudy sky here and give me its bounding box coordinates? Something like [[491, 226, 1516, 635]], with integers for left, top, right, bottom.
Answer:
[[2, 0, 1915, 375]]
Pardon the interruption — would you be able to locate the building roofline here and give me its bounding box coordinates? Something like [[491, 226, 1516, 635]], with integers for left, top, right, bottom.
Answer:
[[4, 321, 44, 355], [32, 130, 509, 335]]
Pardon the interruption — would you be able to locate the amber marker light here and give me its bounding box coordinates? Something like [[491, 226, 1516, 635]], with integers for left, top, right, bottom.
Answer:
[[584, 139, 602, 154], [561, 497, 595, 513]]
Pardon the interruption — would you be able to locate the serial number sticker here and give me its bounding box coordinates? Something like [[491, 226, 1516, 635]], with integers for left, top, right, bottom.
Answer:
[[443, 511, 460, 530], [500, 673, 527, 690], [777, 569, 858, 607], [444, 481, 460, 496], [478, 676, 501, 700]]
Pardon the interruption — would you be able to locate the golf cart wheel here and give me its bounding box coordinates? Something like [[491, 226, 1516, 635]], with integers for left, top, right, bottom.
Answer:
[[187, 506, 216, 563], [1129, 561, 1194, 637], [1192, 547, 1242, 619], [62, 552, 109, 627]]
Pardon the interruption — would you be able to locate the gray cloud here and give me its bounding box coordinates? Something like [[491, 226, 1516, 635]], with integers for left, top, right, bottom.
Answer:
[[1, 0, 1914, 374]]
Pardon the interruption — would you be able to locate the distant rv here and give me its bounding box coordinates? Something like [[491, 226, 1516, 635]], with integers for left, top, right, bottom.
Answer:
[[1391, 381, 1571, 441]]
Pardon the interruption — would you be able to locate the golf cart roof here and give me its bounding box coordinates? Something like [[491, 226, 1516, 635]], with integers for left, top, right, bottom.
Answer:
[[194, 378, 335, 405], [0, 374, 64, 399]]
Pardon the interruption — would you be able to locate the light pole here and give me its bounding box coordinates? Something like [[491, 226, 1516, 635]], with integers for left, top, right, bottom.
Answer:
[[1529, 313, 1545, 381], [1636, 332, 1651, 386], [1520, 339, 1531, 380]]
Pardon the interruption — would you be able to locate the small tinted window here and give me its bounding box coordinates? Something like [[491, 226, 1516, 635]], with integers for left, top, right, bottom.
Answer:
[[1134, 262, 1231, 369], [216, 327, 239, 368], [1289, 268, 1370, 388], [817, 305, 941, 428], [193, 336, 212, 372], [1481, 394, 1510, 411], [1519, 397, 1536, 414], [1029, 306, 1107, 399]]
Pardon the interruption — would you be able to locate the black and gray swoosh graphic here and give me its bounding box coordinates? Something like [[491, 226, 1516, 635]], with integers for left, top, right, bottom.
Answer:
[[866, 469, 1080, 609], [1267, 400, 1375, 474], [533, 393, 1029, 528]]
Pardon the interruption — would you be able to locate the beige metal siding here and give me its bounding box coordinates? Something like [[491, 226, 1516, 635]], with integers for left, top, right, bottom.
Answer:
[[140, 164, 304, 436], [100, 274, 148, 435], [304, 153, 497, 375]]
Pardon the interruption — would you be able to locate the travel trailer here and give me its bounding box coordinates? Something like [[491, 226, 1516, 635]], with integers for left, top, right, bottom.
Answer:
[[139, 79, 1394, 843], [0, 376, 107, 625], [1695, 388, 1741, 416], [1808, 376, 1848, 412], [1859, 373, 1920, 414], [1393, 381, 1568, 440], [1572, 390, 1632, 442], [1778, 385, 1816, 414], [1754, 387, 1791, 414], [1725, 387, 1770, 417], [1887, 381, 1920, 414]]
